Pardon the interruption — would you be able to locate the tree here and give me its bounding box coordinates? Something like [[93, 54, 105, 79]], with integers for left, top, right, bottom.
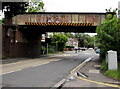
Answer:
[[51, 33, 68, 51], [2, 2, 29, 24], [2, 2, 28, 18], [65, 32, 75, 38], [2, 0, 45, 17], [27, 0, 45, 12], [73, 33, 94, 48], [105, 8, 117, 13], [0, 18, 5, 24], [96, 13, 120, 61], [2, 0, 45, 24]]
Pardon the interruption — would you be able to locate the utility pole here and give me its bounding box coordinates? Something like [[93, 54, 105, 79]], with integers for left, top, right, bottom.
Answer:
[[45, 32, 48, 54], [94, 35, 96, 49]]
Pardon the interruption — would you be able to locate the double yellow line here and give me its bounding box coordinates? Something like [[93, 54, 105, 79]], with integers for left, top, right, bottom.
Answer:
[[70, 61, 120, 88]]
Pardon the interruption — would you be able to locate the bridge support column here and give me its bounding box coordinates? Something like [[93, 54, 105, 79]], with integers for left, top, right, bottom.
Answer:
[[12, 30, 42, 58], [2, 26, 42, 58]]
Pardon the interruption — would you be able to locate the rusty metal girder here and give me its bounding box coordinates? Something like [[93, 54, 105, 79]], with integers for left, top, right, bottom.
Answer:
[[12, 13, 106, 26]]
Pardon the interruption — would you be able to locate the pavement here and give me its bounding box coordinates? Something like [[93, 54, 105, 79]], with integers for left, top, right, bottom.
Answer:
[[1, 51, 78, 75], [62, 55, 120, 88], [1, 52, 65, 64]]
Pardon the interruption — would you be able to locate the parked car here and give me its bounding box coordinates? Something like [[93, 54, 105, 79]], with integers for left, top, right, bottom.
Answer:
[[96, 49, 100, 53], [89, 48, 93, 50]]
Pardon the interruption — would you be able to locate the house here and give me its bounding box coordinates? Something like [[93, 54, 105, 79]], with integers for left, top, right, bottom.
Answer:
[[65, 37, 78, 51]]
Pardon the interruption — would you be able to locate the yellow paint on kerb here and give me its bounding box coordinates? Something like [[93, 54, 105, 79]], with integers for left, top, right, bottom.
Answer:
[[70, 61, 120, 88]]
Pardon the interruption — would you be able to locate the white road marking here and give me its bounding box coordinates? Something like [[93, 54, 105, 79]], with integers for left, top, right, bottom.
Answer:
[[32, 64, 42, 67], [52, 78, 66, 87], [1, 54, 72, 75], [1, 69, 23, 75], [2, 61, 54, 75]]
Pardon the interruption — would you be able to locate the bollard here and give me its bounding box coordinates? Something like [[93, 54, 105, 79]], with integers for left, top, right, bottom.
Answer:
[[107, 50, 118, 70]]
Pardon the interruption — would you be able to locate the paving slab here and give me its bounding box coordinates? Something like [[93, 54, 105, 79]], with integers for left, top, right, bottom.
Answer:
[[79, 61, 119, 83], [89, 69, 100, 73], [63, 78, 108, 87], [63, 58, 119, 87]]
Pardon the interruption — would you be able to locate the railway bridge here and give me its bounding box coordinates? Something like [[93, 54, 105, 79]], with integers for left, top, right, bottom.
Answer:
[[2, 12, 112, 58]]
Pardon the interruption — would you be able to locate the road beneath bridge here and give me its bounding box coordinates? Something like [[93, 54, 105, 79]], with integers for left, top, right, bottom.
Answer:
[[2, 50, 97, 87]]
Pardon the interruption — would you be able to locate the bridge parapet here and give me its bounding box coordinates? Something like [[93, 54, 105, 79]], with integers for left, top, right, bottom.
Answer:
[[12, 12, 106, 26]]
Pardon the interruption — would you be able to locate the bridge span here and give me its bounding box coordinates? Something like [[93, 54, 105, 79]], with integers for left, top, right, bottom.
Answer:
[[2, 12, 113, 58], [11, 12, 107, 33]]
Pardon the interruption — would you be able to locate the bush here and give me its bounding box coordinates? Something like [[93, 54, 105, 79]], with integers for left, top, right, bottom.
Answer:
[[100, 60, 108, 71], [48, 46, 56, 53], [41, 45, 46, 54], [96, 13, 120, 62], [58, 42, 66, 51], [51, 33, 68, 51]]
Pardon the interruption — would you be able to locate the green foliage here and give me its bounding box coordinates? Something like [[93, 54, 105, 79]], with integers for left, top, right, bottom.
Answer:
[[41, 45, 46, 54], [87, 36, 95, 48], [48, 46, 56, 54], [104, 70, 119, 80], [27, 0, 45, 12], [0, 20, 2, 24], [41, 45, 46, 51], [74, 33, 94, 48], [65, 32, 75, 38], [0, 18, 5, 24], [100, 60, 108, 71], [65, 33, 95, 48], [100, 60, 119, 80], [2, 1, 45, 18], [98, 12, 120, 80], [96, 13, 120, 61], [105, 8, 117, 13], [2, 2, 29, 18], [101, 61, 120, 80], [51, 33, 68, 51]]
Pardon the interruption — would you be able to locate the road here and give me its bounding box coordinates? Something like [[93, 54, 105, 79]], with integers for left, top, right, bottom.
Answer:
[[2, 50, 97, 87]]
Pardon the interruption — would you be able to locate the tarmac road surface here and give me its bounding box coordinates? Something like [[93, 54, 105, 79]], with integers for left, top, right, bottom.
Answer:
[[2, 50, 97, 87]]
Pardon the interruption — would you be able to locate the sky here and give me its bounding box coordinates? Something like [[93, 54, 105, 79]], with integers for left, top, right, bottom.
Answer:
[[0, 0, 120, 36], [42, 0, 119, 12]]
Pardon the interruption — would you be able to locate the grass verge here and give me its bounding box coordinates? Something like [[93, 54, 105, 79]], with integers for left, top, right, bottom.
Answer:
[[104, 70, 119, 80], [101, 60, 120, 80], [104, 62, 120, 80]]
